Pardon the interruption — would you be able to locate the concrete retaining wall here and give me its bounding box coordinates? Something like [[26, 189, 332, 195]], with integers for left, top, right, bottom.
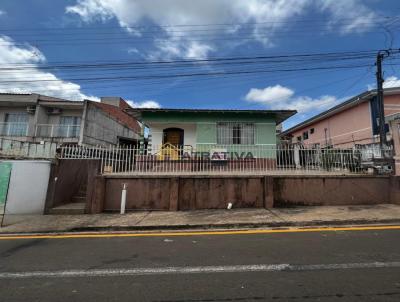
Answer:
[[86, 174, 399, 213], [273, 176, 394, 206], [99, 176, 273, 212], [46, 159, 398, 213]]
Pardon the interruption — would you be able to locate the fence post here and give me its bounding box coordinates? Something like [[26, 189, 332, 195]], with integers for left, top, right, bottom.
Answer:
[[120, 183, 127, 214], [294, 145, 301, 169]]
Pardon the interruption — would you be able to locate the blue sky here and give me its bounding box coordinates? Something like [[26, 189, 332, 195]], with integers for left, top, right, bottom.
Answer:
[[0, 0, 400, 129]]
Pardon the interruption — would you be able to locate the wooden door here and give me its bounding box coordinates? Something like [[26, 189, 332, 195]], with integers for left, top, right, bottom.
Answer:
[[163, 128, 184, 146]]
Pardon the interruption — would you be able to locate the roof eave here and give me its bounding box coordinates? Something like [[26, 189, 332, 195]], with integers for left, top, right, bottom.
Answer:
[[126, 108, 297, 124]]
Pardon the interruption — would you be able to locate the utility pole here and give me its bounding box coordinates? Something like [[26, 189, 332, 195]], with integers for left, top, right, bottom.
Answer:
[[376, 50, 388, 148]]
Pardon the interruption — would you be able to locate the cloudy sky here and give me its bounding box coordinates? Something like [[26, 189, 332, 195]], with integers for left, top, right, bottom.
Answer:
[[0, 0, 399, 129]]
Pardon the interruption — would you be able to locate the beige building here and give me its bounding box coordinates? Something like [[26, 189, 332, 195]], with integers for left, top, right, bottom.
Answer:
[[0, 93, 141, 146]]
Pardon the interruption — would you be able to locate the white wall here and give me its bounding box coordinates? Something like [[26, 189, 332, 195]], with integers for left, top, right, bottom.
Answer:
[[3, 160, 51, 214], [148, 123, 197, 148]]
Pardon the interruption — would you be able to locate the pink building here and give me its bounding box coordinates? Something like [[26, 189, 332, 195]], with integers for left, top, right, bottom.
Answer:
[[281, 88, 400, 148]]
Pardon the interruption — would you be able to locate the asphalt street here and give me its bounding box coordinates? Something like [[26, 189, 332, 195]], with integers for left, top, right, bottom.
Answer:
[[0, 227, 400, 301]]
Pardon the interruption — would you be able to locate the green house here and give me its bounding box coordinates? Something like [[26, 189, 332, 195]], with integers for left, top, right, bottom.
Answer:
[[129, 108, 296, 159]]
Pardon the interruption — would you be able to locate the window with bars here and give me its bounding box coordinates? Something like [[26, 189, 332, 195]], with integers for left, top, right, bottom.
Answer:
[[216, 122, 255, 145]]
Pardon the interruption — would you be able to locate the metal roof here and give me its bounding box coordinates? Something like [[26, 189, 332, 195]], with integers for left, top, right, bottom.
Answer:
[[0, 92, 32, 95], [280, 87, 400, 136], [127, 108, 297, 124]]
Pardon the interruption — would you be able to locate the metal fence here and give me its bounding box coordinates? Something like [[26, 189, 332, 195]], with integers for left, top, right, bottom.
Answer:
[[59, 144, 394, 175]]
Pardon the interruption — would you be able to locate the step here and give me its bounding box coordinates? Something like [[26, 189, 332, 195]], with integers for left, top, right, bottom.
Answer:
[[48, 203, 85, 215], [77, 189, 87, 195], [72, 196, 86, 203], [77, 189, 87, 196]]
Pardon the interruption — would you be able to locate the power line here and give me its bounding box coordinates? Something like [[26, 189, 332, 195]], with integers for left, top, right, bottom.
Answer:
[[0, 63, 378, 84], [0, 28, 394, 47], [0, 50, 380, 68], [0, 16, 395, 32]]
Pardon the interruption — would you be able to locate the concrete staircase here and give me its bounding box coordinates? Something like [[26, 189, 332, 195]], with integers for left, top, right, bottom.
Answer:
[[49, 183, 87, 215], [48, 202, 86, 215]]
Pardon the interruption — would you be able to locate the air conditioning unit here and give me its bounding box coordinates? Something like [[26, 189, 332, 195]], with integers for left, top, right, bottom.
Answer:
[[26, 105, 36, 114], [47, 108, 62, 115]]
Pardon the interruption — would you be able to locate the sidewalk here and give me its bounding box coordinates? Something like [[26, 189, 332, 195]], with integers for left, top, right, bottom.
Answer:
[[1, 204, 400, 234]]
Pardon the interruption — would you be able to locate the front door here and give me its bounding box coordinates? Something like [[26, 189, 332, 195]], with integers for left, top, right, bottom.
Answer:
[[163, 128, 184, 147]]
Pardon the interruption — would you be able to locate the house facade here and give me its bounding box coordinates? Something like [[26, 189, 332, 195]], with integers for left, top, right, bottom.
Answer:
[[0, 94, 141, 147], [129, 108, 296, 159], [281, 88, 400, 148]]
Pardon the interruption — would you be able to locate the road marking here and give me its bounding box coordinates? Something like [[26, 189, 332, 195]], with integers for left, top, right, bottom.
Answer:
[[0, 225, 400, 240], [1, 262, 399, 279]]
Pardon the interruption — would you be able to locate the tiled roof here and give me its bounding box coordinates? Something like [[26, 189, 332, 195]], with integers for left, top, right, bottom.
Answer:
[[91, 101, 141, 133]]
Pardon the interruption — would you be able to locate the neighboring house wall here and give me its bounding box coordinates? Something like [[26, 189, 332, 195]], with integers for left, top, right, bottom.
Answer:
[[1, 95, 141, 147], [34, 105, 49, 128], [82, 101, 140, 146], [2, 160, 51, 214], [0, 97, 84, 143], [289, 94, 400, 148], [34, 106, 84, 143], [384, 94, 400, 116], [45, 109, 82, 125]]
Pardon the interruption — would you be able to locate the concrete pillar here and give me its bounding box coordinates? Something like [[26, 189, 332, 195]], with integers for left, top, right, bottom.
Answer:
[[294, 145, 301, 169], [78, 100, 88, 145], [389, 176, 400, 204], [86, 176, 105, 214], [389, 119, 400, 176], [169, 177, 179, 211], [263, 176, 274, 208]]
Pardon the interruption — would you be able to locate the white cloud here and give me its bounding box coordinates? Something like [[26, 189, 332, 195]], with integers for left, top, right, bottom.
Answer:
[[383, 76, 400, 89], [0, 35, 162, 108], [0, 35, 98, 101], [148, 39, 214, 60], [245, 85, 294, 104], [367, 76, 400, 90], [185, 42, 214, 59], [316, 0, 376, 34], [127, 100, 160, 108], [284, 95, 339, 112], [66, 0, 376, 59], [245, 84, 339, 113]]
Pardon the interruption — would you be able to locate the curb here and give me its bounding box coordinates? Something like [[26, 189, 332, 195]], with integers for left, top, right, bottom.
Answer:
[[1, 218, 400, 235]]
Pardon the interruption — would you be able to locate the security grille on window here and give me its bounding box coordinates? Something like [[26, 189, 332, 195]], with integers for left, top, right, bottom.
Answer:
[[217, 122, 255, 145]]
